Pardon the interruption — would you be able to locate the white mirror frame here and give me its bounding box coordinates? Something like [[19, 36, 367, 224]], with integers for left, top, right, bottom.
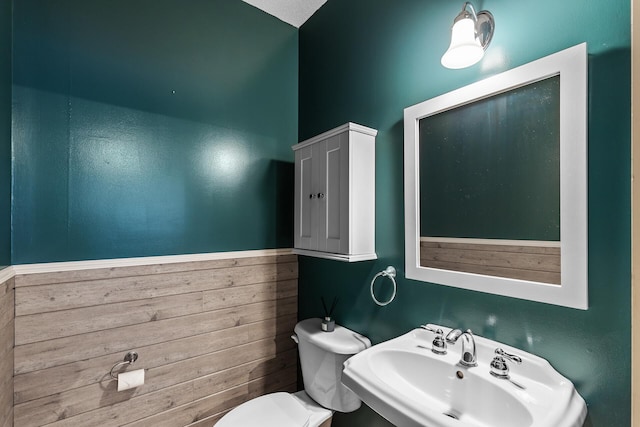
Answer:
[[404, 43, 588, 310]]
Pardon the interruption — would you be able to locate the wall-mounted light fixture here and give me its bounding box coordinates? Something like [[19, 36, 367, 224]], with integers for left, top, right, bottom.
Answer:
[[441, 2, 495, 69]]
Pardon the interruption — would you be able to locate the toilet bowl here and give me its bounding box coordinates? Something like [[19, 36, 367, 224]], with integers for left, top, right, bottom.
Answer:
[[215, 318, 371, 427]]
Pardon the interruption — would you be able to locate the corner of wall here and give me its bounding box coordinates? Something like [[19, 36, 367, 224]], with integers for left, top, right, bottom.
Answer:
[[0, 272, 15, 427]]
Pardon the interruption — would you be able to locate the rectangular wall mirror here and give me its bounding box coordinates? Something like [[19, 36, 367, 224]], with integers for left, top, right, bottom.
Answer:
[[404, 43, 588, 309]]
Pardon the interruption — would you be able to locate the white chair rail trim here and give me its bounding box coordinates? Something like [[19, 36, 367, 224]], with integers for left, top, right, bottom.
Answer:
[[0, 248, 294, 280]]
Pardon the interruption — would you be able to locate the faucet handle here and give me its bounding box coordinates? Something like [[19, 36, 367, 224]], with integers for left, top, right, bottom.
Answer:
[[419, 325, 447, 355], [431, 330, 447, 355], [495, 348, 522, 364], [490, 348, 522, 379], [419, 324, 441, 334]]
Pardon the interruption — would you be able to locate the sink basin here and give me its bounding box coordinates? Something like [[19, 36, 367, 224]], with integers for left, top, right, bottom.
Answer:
[[342, 325, 587, 427], [370, 349, 532, 427]]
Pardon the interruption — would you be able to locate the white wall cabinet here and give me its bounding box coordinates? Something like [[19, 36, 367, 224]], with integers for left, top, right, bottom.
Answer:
[[292, 122, 377, 262]]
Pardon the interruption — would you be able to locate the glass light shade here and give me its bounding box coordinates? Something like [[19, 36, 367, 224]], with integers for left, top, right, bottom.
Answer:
[[441, 17, 484, 69]]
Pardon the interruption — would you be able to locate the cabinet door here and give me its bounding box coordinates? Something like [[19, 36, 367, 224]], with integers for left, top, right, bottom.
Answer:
[[294, 145, 318, 250], [318, 133, 349, 254]]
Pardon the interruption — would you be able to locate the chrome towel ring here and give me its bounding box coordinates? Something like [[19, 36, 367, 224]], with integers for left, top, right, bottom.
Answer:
[[371, 266, 397, 306]]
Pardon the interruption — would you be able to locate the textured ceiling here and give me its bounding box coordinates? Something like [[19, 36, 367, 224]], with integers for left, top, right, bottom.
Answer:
[[241, 0, 327, 28]]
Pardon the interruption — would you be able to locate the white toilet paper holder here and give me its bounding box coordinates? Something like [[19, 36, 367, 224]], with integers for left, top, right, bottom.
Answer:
[[109, 351, 139, 379]]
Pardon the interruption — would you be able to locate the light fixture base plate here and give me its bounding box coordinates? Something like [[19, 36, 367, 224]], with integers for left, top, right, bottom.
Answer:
[[476, 11, 495, 50]]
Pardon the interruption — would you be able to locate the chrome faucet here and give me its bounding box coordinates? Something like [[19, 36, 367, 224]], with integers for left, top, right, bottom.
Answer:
[[446, 329, 477, 367]]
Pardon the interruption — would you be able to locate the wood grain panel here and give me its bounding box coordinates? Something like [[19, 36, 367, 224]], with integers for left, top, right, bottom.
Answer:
[[15, 292, 204, 345], [0, 319, 13, 359], [203, 279, 298, 311], [185, 411, 229, 427], [14, 340, 296, 427], [0, 378, 11, 427], [42, 362, 297, 427], [0, 366, 10, 427], [14, 314, 296, 404], [15, 296, 297, 374], [423, 259, 561, 284], [190, 346, 296, 400], [0, 279, 14, 333], [420, 240, 561, 285], [0, 409, 11, 427], [15, 261, 298, 316], [12, 253, 298, 427], [0, 277, 13, 427]]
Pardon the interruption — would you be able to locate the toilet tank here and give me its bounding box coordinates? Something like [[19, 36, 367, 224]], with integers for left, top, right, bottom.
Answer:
[[294, 318, 371, 413]]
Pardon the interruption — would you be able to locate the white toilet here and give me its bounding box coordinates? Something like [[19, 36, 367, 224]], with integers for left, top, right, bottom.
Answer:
[[216, 318, 371, 427]]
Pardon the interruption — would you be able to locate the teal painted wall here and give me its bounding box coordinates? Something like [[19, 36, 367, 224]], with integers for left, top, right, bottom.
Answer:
[[0, 0, 11, 269], [299, 1, 630, 426], [11, 0, 298, 263]]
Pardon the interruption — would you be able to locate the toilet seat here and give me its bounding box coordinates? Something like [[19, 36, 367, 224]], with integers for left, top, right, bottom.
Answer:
[[216, 392, 310, 427], [216, 391, 332, 427]]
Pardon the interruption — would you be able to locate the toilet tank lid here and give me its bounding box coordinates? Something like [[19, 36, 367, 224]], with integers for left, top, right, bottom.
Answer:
[[294, 318, 371, 355]]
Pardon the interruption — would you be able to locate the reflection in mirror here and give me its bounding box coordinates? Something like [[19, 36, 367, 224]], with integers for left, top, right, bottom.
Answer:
[[404, 43, 588, 309], [419, 76, 561, 285]]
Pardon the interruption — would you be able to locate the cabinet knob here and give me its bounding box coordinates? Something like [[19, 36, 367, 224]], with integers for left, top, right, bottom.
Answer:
[[309, 194, 315, 199], [317, 193, 325, 199]]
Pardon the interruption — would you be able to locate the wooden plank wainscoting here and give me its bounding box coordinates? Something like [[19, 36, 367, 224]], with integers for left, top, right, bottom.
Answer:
[[11, 249, 298, 427], [0, 271, 14, 427], [420, 238, 561, 285]]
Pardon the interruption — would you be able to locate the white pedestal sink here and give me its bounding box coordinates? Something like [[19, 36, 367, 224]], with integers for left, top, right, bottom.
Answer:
[[342, 325, 587, 427]]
